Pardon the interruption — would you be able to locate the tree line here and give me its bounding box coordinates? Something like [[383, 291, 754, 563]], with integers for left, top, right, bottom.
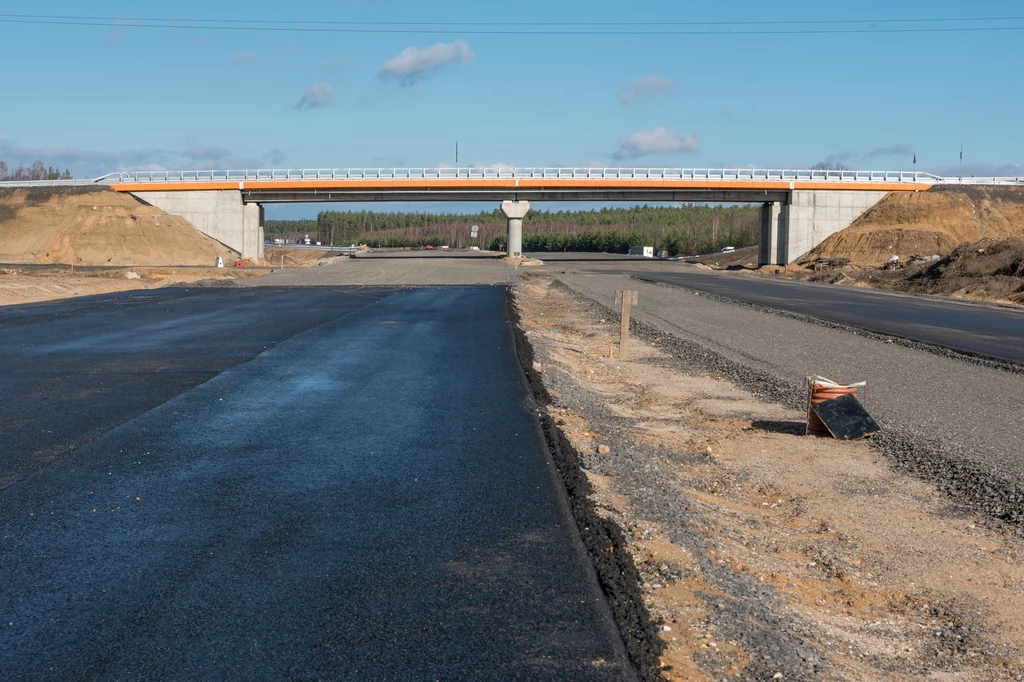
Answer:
[[265, 204, 761, 255], [0, 160, 72, 181]]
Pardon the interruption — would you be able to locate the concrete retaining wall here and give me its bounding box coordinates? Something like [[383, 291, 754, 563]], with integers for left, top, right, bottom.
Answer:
[[131, 190, 264, 260], [759, 189, 890, 265]]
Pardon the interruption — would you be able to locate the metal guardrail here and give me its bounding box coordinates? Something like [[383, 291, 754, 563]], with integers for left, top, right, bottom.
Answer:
[[0, 174, 118, 188], [110, 167, 946, 185], [267, 243, 361, 253], [0, 168, 1022, 188]]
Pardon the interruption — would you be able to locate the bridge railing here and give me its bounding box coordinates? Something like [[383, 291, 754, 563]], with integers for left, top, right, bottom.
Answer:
[[2, 169, 1022, 189], [104, 167, 951, 185]]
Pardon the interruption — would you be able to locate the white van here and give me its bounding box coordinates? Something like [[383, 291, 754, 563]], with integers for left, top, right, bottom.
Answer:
[[628, 246, 654, 258]]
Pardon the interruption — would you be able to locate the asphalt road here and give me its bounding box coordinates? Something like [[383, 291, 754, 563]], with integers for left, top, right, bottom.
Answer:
[[0, 287, 632, 680], [533, 253, 1024, 365]]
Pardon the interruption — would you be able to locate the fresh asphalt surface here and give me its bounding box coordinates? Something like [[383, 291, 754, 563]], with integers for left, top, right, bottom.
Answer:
[[533, 253, 1024, 365], [0, 287, 632, 680]]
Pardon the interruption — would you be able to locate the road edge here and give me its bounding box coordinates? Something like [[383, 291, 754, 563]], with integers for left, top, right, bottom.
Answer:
[[504, 285, 667, 682]]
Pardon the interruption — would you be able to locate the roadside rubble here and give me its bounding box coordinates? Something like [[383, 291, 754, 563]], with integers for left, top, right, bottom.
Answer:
[[513, 274, 1024, 681]]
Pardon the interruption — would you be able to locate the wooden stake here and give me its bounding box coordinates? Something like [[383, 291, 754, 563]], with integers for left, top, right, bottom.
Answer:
[[619, 290, 632, 361]]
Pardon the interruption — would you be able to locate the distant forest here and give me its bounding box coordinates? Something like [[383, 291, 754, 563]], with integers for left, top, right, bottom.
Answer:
[[0, 160, 72, 181], [267, 204, 760, 255]]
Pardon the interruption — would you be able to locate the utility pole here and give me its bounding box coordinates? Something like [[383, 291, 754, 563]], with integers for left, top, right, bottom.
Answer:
[[455, 141, 459, 166], [959, 144, 963, 183]]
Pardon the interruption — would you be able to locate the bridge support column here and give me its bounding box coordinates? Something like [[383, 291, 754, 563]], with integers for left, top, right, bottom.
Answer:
[[130, 190, 264, 261], [242, 202, 265, 261], [500, 200, 530, 258], [758, 202, 786, 266]]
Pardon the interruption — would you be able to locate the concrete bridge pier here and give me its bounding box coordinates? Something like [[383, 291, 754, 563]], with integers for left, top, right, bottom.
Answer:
[[500, 200, 530, 258], [758, 202, 785, 267], [131, 190, 265, 261]]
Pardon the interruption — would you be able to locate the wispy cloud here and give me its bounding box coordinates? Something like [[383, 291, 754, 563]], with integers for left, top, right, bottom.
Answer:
[[469, 162, 515, 171], [296, 83, 334, 110], [865, 144, 914, 158], [613, 127, 699, 160], [379, 41, 473, 85], [619, 75, 677, 105], [324, 57, 351, 77], [927, 162, 1024, 178], [0, 139, 286, 177], [232, 50, 259, 67]]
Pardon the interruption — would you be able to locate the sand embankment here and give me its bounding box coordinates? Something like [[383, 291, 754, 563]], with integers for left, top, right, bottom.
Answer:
[[0, 187, 238, 266]]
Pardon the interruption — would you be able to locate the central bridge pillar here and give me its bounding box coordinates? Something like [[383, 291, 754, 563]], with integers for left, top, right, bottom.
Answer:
[[500, 200, 530, 258], [758, 202, 786, 266]]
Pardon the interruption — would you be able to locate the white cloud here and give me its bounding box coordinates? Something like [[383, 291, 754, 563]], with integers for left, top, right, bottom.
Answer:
[[613, 127, 699, 160], [379, 41, 473, 85], [619, 75, 677, 105], [296, 83, 334, 110]]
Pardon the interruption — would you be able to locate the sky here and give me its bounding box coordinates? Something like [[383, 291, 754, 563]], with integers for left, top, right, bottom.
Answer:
[[2, 0, 1022, 218]]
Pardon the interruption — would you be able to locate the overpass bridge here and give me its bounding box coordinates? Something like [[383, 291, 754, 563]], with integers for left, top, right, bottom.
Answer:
[[4, 167, 1022, 263]]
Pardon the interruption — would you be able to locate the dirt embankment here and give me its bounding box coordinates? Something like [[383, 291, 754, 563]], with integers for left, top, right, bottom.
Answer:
[[804, 186, 1024, 266], [265, 247, 352, 267], [0, 187, 238, 266]]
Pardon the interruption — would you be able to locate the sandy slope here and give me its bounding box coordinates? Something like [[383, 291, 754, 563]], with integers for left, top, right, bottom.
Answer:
[[804, 186, 1024, 266], [0, 187, 238, 266]]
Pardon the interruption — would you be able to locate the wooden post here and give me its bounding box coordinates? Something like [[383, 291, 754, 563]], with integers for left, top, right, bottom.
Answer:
[[619, 290, 633, 361]]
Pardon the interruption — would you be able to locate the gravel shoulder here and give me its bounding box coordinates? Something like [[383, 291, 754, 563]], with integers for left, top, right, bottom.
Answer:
[[515, 273, 1024, 680], [541, 267, 1024, 530]]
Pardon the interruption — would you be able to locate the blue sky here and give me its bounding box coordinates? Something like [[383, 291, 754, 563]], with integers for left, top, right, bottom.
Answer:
[[2, 1, 1022, 217]]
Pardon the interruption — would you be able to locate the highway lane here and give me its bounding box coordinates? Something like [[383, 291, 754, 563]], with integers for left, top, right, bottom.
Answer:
[[534, 254, 1024, 365], [0, 287, 632, 680], [0, 287, 396, 489]]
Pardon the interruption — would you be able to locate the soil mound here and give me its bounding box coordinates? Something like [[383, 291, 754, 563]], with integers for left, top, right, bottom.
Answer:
[[903, 237, 1024, 302], [0, 187, 238, 266], [266, 247, 348, 267], [803, 186, 1024, 266]]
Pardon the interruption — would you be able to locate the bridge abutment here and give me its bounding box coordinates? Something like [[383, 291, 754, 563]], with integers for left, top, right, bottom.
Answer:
[[500, 200, 530, 258], [758, 189, 890, 265], [131, 190, 265, 261]]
